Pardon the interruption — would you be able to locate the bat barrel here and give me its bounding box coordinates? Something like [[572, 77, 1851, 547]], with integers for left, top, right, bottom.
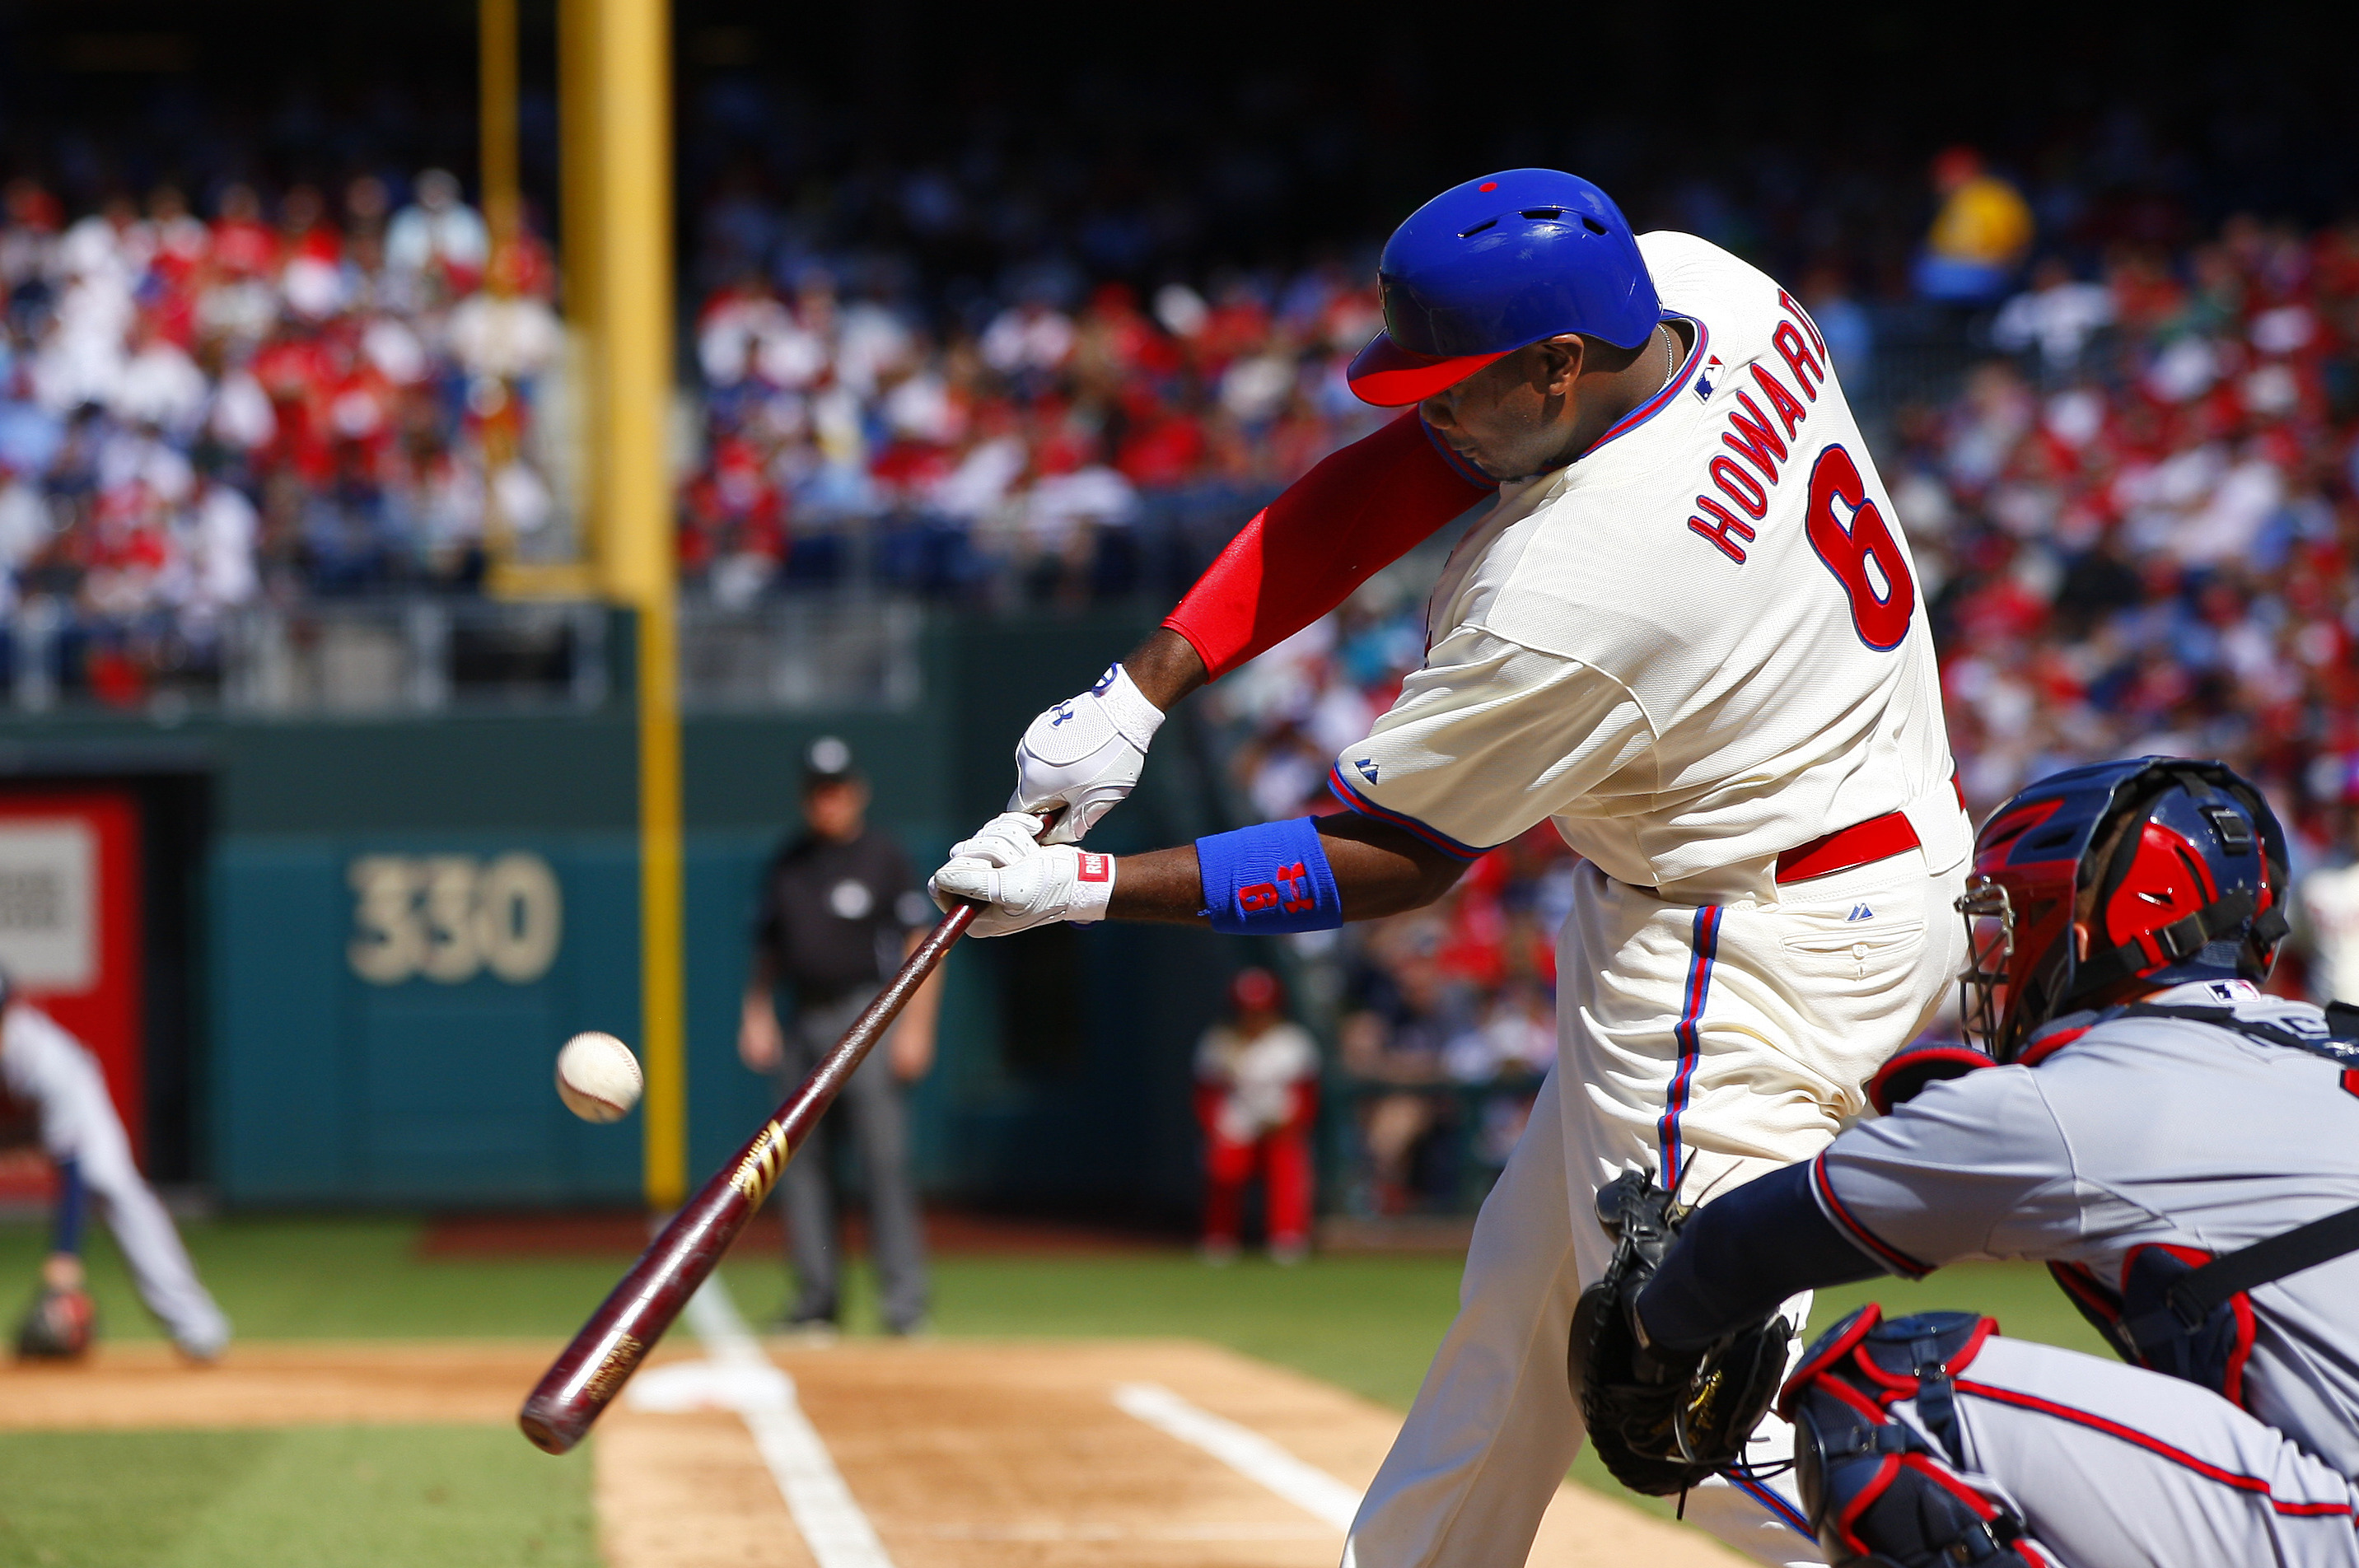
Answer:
[[518, 1166, 751, 1452], [517, 902, 976, 1454]]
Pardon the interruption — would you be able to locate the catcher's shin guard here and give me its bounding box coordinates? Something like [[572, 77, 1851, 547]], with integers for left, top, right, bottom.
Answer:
[[1780, 1307, 2049, 1566]]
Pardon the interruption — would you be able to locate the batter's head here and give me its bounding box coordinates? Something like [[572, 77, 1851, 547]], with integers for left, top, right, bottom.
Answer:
[[1348, 169, 1661, 408], [1955, 757, 2287, 1060]]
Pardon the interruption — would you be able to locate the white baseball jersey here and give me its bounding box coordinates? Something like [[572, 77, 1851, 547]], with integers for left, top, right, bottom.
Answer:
[[1328, 232, 1962, 894], [0, 1003, 229, 1356], [1195, 1020, 1317, 1138]]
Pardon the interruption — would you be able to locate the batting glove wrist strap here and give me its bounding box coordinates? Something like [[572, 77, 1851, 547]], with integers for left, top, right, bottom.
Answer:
[[1009, 665, 1165, 844], [1094, 664, 1166, 752], [1196, 817, 1343, 935]]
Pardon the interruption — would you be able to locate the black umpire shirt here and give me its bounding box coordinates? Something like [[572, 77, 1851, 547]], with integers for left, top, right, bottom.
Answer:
[[754, 827, 928, 1007]]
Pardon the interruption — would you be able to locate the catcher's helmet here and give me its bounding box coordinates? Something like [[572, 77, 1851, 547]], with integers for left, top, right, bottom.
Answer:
[[1956, 757, 2288, 1061], [1347, 169, 1661, 407]]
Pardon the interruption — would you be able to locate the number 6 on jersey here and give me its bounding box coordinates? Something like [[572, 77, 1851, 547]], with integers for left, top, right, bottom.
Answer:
[[1805, 444, 1915, 651]]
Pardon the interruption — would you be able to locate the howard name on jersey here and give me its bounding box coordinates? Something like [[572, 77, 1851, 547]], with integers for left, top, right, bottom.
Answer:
[[1336, 232, 1960, 893]]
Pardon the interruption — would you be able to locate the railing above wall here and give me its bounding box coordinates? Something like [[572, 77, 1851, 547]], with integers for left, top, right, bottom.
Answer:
[[1, 595, 927, 718], [222, 600, 612, 715]]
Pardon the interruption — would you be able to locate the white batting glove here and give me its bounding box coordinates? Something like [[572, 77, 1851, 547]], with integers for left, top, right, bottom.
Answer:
[[1008, 664, 1166, 844], [929, 812, 1117, 936]]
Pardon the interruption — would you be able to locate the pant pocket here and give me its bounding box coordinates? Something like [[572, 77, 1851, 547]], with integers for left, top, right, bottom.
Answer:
[[1779, 919, 1927, 983]]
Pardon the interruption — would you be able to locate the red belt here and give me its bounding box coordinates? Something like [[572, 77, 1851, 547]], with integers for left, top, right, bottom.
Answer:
[[1774, 777, 1966, 885]]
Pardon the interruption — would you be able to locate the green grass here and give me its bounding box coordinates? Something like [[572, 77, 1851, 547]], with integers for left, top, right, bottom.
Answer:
[[0, 1426, 596, 1568], [0, 1216, 2123, 1547]]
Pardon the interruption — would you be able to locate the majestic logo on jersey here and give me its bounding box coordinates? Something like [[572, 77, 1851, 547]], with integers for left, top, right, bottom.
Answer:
[[1685, 293, 1829, 567], [1356, 758, 1380, 784], [1847, 905, 1874, 921]]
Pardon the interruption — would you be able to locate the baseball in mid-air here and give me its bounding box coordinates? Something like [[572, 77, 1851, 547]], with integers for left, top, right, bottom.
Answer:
[[555, 1032, 643, 1122]]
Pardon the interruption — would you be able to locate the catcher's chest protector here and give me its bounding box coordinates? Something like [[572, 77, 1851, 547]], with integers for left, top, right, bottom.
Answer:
[[1782, 1307, 2045, 1566]]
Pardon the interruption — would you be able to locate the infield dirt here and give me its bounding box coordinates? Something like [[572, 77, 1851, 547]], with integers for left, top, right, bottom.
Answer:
[[0, 1339, 1736, 1566]]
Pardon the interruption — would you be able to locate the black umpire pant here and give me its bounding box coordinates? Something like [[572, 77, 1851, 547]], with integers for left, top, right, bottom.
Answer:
[[773, 986, 929, 1332]]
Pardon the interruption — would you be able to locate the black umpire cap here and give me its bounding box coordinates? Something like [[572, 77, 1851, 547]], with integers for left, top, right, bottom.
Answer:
[[803, 735, 860, 788]]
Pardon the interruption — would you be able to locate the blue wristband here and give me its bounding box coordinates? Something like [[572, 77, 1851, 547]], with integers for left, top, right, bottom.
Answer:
[[1196, 817, 1344, 934]]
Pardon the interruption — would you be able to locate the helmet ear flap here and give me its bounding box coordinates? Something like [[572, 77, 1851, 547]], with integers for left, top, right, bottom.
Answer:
[[1965, 757, 2289, 1054], [2217, 774, 2291, 980]]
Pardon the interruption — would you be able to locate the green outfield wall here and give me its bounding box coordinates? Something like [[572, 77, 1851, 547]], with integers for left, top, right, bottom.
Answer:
[[0, 608, 1248, 1222]]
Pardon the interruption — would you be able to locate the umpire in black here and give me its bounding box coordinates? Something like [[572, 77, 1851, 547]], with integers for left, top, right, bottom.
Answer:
[[739, 736, 942, 1335]]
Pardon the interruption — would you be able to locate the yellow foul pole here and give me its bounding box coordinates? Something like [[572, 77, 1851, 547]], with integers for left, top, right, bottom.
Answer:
[[563, 0, 684, 1206], [479, 0, 519, 227]]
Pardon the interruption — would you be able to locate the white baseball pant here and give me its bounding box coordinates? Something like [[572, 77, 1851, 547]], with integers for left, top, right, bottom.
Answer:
[[1, 1004, 230, 1357], [1343, 830, 1969, 1568], [1900, 1335, 2359, 1566]]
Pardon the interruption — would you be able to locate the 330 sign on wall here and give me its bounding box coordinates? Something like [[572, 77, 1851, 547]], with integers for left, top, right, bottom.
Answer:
[[347, 853, 563, 985]]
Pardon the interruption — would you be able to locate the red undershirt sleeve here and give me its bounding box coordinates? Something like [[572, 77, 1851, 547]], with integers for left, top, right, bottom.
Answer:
[[1162, 412, 1495, 681]]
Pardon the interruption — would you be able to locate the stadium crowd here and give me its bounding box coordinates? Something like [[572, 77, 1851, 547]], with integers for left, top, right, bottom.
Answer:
[[684, 261, 1384, 604], [0, 170, 563, 700]]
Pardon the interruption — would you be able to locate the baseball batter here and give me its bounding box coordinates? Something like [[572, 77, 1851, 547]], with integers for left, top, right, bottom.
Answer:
[[0, 973, 229, 1360], [932, 168, 1965, 1566], [1632, 758, 2359, 1566]]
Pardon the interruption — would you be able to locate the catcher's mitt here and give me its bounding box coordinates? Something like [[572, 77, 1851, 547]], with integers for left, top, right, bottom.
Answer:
[[1567, 1172, 1790, 1496], [16, 1284, 96, 1360]]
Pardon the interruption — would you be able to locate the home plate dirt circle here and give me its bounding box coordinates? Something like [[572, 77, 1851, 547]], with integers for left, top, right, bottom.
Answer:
[[0, 1339, 1734, 1567]]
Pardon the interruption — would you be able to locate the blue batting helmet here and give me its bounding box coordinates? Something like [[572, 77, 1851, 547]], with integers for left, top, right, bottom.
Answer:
[[1347, 169, 1661, 408], [1955, 757, 2288, 1060]]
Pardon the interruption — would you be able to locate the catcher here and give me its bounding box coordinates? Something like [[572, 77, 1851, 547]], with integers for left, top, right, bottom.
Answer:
[[1592, 758, 2359, 1566], [0, 972, 229, 1361]]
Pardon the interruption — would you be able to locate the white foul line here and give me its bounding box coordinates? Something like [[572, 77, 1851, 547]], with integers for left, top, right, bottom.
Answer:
[[1112, 1380, 1362, 1530], [631, 1274, 899, 1568]]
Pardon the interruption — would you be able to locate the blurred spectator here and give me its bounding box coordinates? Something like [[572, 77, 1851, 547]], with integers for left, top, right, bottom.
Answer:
[[385, 170, 488, 298], [1192, 967, 1318, 1264], [1804, 267, 1876, 396], [1992, 257, 2118, 377], [1914, 147, 2034, 304], [2299, 792, 2359, 1005], [1334, 923, 1460, 1216]]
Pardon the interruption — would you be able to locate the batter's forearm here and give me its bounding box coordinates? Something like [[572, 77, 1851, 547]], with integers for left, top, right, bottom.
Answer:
[[1106, 846, 1209, 924], [1120, 628, 1208, 712], [1105, 815, 1467, 925]]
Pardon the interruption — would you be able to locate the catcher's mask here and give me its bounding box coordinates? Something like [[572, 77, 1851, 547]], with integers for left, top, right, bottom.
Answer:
[[1955, 757, 2287, 1061]]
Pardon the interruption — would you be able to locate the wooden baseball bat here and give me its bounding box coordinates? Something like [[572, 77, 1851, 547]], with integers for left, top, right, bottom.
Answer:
[[518, 901, 976, 1454]]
